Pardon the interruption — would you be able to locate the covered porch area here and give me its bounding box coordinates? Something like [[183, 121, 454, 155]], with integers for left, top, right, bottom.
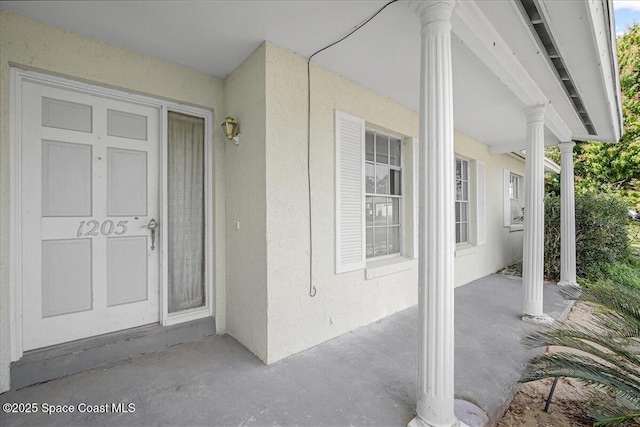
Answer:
[[0, 273, 570, 427]]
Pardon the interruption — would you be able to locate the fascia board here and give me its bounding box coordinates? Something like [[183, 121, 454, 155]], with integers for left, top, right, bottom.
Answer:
[[584, 0, 623, 142]]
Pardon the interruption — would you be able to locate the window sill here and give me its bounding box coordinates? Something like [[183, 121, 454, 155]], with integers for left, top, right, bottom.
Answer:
[[509, 224, 524, 232], [455, 244, 477, 257], [365, 256, 414, 280]]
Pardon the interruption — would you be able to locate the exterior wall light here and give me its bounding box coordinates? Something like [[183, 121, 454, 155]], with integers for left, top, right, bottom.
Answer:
[[222, 116, 240, 145]]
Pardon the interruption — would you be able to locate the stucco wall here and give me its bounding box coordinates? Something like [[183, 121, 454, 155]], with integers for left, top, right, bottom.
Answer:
[[0, 10, 227, 392], [262, 42, 525, 363], [223, 44, 269, 362]]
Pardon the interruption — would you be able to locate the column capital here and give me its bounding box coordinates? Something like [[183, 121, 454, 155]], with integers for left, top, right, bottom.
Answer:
[[409, 0, 456, 33], [524, 104, 546, 123], [558, 141, 576, 153]]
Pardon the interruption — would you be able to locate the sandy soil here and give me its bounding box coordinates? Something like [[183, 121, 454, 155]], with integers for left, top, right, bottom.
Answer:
[[497, 302, 607, 427]]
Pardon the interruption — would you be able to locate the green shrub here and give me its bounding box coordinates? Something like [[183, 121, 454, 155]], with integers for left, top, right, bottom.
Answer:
[[583, 259, 640, 291], [544, 192, 630, 281], [544, 194, 562, 280]]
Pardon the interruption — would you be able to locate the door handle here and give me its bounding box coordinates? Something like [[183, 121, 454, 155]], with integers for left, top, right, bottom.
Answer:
[[143, 218, 158, 250]]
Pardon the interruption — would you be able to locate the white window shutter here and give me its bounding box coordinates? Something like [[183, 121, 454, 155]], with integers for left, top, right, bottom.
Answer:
[[503, 168, 511, 227], [413, 137, 420, 259], [335, 110, 365, 274], [475, 160, 486, 245]]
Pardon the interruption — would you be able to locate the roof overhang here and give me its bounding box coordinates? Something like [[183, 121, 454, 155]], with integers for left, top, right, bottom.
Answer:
[[0, 0, 623, 149]]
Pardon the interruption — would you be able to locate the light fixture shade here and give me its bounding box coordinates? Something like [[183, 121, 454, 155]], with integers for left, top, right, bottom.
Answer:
[[222, 117, 239, 140]]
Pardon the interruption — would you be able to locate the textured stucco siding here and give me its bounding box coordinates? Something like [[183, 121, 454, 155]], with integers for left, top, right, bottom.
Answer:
[[0, 10, 227, 392], [262, 43, 525, 364], [223, 44, 269, 362]]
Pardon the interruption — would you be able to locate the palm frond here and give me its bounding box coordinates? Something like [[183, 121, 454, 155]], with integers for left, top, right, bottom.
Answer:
[[563, 284, 640, 325], [523, 323, 640, 369], [593, 413, 640, 427], [521, 352, 640, 406]]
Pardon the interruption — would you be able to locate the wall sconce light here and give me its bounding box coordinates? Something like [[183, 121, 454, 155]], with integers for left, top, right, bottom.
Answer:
[[222, 116, 240, 145]]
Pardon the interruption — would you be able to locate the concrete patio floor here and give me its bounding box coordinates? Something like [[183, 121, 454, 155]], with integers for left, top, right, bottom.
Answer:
[[0, 273, 570, 427]]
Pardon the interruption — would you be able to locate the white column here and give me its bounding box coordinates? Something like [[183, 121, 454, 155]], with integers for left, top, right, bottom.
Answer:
[[409, 1, 461, 426], [558, 142, 578, 287], [522, 106, 552, 324]]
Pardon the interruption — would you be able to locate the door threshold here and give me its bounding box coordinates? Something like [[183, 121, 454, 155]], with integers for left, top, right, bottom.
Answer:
[[10, 317, 215, 390]]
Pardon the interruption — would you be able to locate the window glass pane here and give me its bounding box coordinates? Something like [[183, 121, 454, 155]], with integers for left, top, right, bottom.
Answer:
[[366, 196, 373, 226], [461, 223, 468, 243], [366, 163, 375, 193], [376, 134, 389, 163], [461, 202, 468, 222], [456, 179, 463, 201], [376, 164, 389, 194], [389, 226, 400, 254], [366, 132, 375, 162], [374, 197, 387, 226], [390, 138, 401, 166], [455, 202, 461, 222], [462, 160, 468, 180], [456, 159, 462, 180], [511, 200, 523, 224], [389, 198, 400, 225], [374, 227, 387, 257], [510, 175, 520, 200], [366, 228, 374, 258], [463, 182, 468, 201], [456, 223, 461, 244], [390, 169, 401, 195]]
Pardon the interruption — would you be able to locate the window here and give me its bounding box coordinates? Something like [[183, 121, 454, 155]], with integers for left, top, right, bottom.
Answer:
[[455, 158, 469, 244], [365, 130, 402, 259], [168, 112, 206, 312], [509, 173, 523, 224]]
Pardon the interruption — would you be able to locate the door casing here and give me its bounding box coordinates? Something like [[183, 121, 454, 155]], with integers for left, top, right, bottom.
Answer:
[[9, 68, 216, 361]]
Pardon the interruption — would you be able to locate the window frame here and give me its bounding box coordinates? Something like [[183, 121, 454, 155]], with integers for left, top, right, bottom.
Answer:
[[455, 157, 470, 245], [364, 130, 403, 260], [509, 172, 524, 225]]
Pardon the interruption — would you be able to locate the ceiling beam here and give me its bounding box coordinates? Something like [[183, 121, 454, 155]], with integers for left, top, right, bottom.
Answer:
[[452, 0, 572, 143], [488, 139, 558, 154]]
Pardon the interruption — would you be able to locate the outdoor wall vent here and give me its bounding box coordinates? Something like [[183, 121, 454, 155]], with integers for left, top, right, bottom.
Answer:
[[517, 0, 597, 136]]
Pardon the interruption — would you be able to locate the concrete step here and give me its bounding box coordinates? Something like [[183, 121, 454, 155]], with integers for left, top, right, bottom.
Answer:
[[10, 317, 215, 390]]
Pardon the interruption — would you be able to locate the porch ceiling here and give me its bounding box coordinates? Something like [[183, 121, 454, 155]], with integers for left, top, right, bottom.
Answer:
[[0, 0, 622, 148]]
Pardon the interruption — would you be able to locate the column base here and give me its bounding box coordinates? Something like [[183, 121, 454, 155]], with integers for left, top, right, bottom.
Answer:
[[521, 313, 555, 325], [557, 281, 582, 300], [408, 416, 465, 427], [557, 280, 580, 290], [408, 400, 487, 427]]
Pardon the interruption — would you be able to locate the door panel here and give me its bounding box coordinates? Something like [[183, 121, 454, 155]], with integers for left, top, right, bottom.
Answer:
[[41, 140, 93, 217], [41, 239, 93, 317], [41, 97, 93, 133], [107, 148, 148, 216], [107, 236, 148, 306], [107, 109, 147, 140], [21, 81, 160, 351]]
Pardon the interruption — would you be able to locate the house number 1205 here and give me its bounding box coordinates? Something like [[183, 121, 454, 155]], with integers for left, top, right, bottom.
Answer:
[[77, 220, 128, 237]]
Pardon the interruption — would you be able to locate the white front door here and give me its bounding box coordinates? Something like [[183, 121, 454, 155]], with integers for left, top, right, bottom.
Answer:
[[20, 81, 160, 351]]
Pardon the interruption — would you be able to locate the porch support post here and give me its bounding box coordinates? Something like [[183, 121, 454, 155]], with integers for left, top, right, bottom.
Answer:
[[558, 141, 578, 287], [522, 105, 553, 324], [409, 1, 464, 426]]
